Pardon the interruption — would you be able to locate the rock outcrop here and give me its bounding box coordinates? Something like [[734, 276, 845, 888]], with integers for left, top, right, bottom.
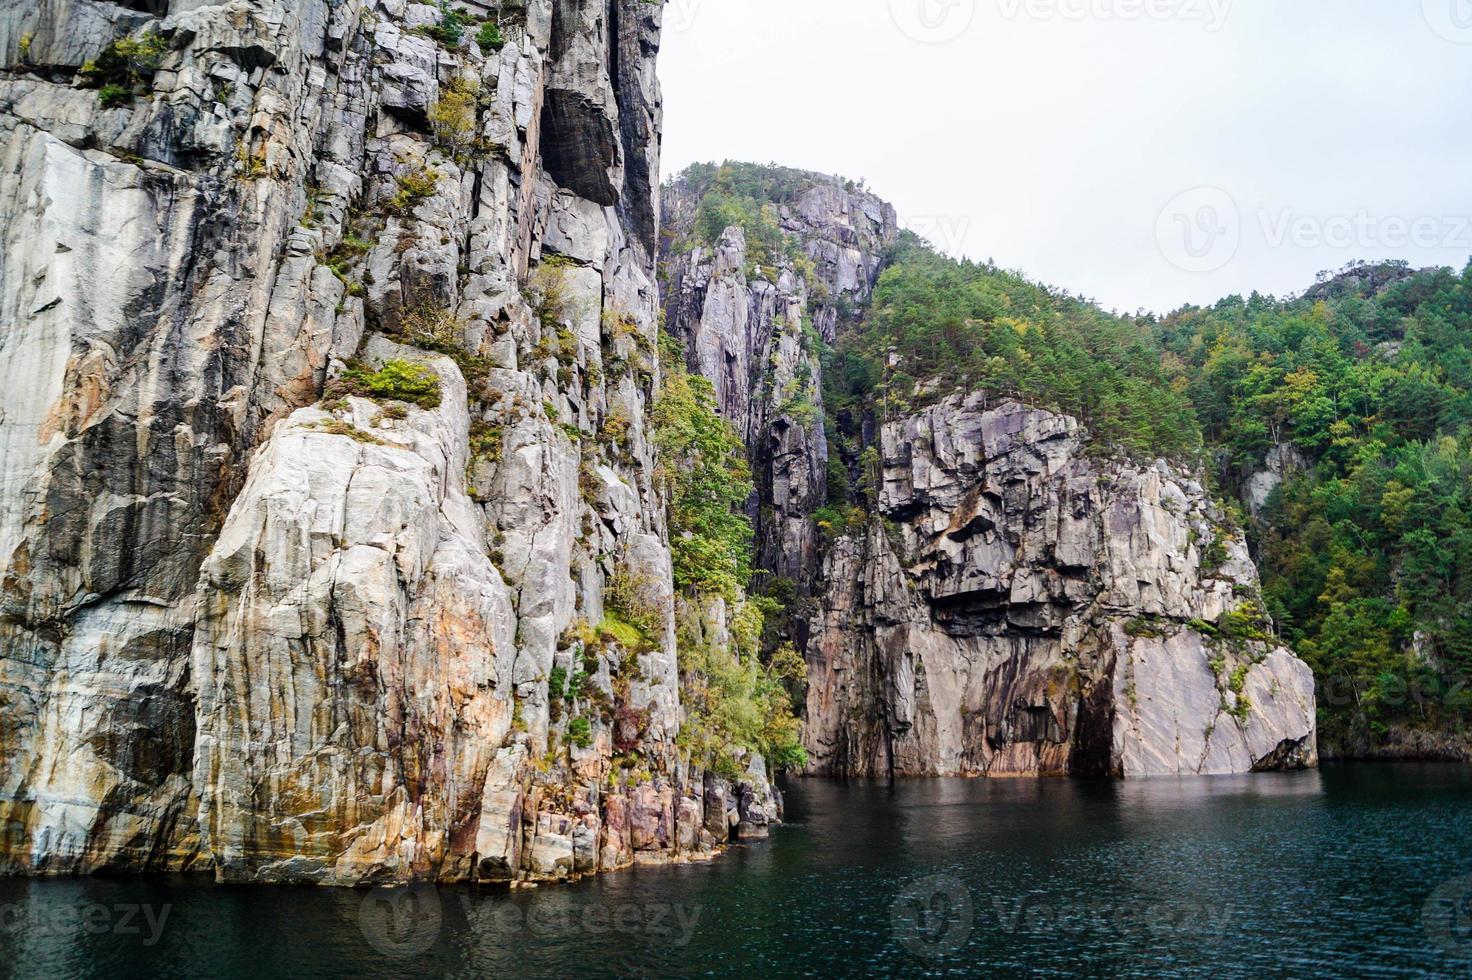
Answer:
[[659, 175, 1317, 780], [806, 396, 1316, 777], [1243, 442, 1306, 520], [660, 171, 896, 587], [0, 0, 776, 884]]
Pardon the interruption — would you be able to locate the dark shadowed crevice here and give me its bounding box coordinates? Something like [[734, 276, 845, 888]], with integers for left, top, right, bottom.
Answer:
[[540, 0, 620, 205], [1069, 669, 1118, 777], [611, 0, 658, 253], [540, 90, 620, 206], [541, 0, 621, 203], [118, 0, 171, 14]]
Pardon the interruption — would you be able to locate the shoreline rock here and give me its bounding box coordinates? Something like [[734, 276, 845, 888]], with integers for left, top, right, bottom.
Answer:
[[0, 0, 785, 886], [802, 394, 1318, 779]]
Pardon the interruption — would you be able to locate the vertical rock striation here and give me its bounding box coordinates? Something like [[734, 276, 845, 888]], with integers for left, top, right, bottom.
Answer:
[[0, 0, 776, 884], [804, 395, 1317, 778], [660, 173, 1317, 781]]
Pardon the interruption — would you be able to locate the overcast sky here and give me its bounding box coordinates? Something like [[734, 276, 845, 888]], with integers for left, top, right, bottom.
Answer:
[[657, 0, 1472, 314]]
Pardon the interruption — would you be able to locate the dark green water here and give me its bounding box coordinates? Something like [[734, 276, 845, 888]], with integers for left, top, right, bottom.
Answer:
[[2, 764, 1471, 978]]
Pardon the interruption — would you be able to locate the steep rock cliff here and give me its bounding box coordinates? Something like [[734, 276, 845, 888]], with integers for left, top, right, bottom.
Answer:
[[1, 1, 1323, 888], [805, 394, 1317, 777], [0, 0, 777, 884], [659, 171, 896, 587], [660, 171, 1317, 780]]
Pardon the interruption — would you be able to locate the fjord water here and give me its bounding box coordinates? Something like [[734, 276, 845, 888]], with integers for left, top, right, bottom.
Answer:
[[2, 764, 1470, 978]]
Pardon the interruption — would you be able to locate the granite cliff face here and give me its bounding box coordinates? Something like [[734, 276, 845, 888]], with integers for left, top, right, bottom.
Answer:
[[0, 0, 777, 884], [1, 2, 1316, 889], [805, 395, 1317, 777], [660, 173, 895, 590], [659, 172, 1317, 781]]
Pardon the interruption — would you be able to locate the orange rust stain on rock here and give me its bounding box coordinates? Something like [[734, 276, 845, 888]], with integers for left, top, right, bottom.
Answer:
[[37, 350, 113, 443]]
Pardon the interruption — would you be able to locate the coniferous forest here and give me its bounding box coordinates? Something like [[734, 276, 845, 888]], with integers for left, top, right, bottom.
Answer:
[[676, 162, 1472, 753]]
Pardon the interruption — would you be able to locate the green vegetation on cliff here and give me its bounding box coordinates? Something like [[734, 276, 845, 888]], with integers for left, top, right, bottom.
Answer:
[[1159, 261, 1472, 740], [680, 619, 808, 777], [825, 233, 1203, 459], [821, 218, 1472, 744], [836, 243, 1472, 741], [664, 161, 1472, 752], [327, 359, 443, 409], [668, 162, 821, 269], [654, 337, 806, 773], [653, 337, 756, 600]]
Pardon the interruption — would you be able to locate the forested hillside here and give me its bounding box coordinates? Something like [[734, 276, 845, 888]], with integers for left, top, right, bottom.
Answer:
[[1159, 263, 1472, 747], [669, 162, 1472, 754], [824, 233, 1202, 459]]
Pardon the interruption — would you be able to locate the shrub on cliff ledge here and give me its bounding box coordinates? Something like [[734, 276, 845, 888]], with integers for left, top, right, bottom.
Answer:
[[80, 33, 167, 104], [429, 77, 480, 160], [98, 85, 132, 109], [418, 1, 470, 47], [476, 22, 505, 52], [527, 256, 581, 332], [329, 359, 442, 409], [388, 168, 440, 213], [566, 716, 593, 750], [604, 571, 665, 641]]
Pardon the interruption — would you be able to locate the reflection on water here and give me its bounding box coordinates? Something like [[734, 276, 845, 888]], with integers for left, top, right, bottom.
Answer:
[[1, 764, 1470, 978]]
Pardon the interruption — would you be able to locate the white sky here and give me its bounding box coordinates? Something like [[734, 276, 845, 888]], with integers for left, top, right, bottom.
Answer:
[[657, 0, 1472, 314]]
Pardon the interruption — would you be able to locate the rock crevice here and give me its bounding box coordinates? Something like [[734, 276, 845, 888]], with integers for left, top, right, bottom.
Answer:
[[0, 0, 777, 884], [808, 397, 1318, 777]]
